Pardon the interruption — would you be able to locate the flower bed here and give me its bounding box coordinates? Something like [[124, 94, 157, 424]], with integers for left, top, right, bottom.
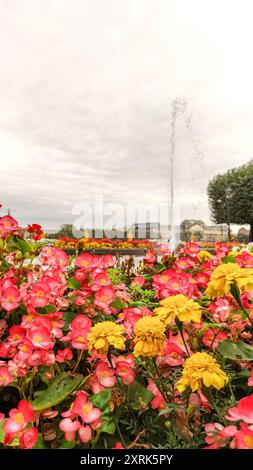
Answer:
[[55, 237, 155, 251], [1, 214, 253, 449]]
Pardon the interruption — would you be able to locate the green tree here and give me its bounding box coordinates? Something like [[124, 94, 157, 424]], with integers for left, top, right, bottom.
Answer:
[[57, 224, 74, 238], [207, 161, 253, 242]]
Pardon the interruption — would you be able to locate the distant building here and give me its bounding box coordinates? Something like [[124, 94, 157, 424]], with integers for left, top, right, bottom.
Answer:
[[180, 220, 206, 241], [204, 224, 228, 242], [237, 227, 250, 243], [180, 220, 228, 242]]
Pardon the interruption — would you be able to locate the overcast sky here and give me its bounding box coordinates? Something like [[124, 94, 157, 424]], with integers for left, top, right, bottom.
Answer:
[[1, 0, 253, 229]]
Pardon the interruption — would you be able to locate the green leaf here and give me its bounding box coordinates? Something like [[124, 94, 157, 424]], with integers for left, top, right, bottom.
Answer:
[[111, 298, 125, 310], [235, 369, 251, 378], [33, 433, 49, 449], [38, 365, 55, 383], [31, 372, 84, 411], [90, 389, 117, 435], [0, 260, 10, 273], [90, 388, 111, 409], [37, 304, 57, 315], [158, 403, 187, 416], [58, 439, 76, 449], [218, 339, 253, 360], [62, 311, 77, 330], [11, 237, 31, 255], [67, 277, 81, 289], [222, 255, 236, 264], [127, 379, 154, 410], [153, 263, 165, 271]]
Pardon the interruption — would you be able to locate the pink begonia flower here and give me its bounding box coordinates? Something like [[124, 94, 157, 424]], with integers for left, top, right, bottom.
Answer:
[[226, 394, 253, 424], [0, 366, 13, 386], [78, 425, 92, 443], [157, 242, 172, 256], [26, 325, 54, 350], [19, 427, 38, 449], [4, 400, 34, 434], [30, 281, 50, 308], [95, 362, 116, 387], [248, 370, 253, 387], [94, 287, 115, 310], [1, 286, 21, 312], [59, 418, 80, 441], [131, 276, 146, 287], [72, 392, 101, 424], [74, 253, 93, 269]]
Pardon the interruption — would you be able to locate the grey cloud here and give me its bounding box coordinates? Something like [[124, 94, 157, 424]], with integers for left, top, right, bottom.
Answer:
[[1, 0, 253, 228]]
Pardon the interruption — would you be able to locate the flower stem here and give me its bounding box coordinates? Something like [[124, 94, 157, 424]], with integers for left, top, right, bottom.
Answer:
[[176, 319, 190, 357], [73, 349, 84, 373], [152, 358, 170, 402], [116, 422, 127, 447], [231, 283, 253, 328], [202, 386, 226, 425]]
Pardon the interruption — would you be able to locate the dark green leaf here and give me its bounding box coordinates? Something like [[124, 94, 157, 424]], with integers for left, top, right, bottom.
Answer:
[[111, 298, 125, 310], [153, 263, 165, 271], [90, 389, 117, 435], [31, 372, 84, 411], [127, 379, 154, 410], [218, 339, 253, 360], [62, 311, 77, 330], [67, 277, 81, 289], [11, 237, 31, 255], [222, 255, 236, 264], [33, 434, 49, 449], [37, 304, 57, 315]]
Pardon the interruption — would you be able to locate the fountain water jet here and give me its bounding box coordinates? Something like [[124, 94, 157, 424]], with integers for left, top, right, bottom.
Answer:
[[169, 98, 204, 250]]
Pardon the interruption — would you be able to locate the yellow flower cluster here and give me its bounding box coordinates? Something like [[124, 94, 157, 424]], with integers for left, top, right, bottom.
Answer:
[[88, 321, 125, 355], [198, 251, 213, 262], [133, 315, 165, 358], [176, 352, 228, 392], [55, 238, 154, 250], [206, 263, 253, 298], [154, 294, 202, 325]]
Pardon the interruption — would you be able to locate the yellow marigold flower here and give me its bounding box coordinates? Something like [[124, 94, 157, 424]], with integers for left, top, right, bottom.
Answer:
[[176, 352, 228, 392], [87, 321, 125, 355], [198, 250, 213, 262], [229, 250, 241, 257], [206, 263, 253, 297], [206, 263, 243, 297], [133, 315, 165, 358], [237, 268, 253, 292], [154, 294, 202, 325]]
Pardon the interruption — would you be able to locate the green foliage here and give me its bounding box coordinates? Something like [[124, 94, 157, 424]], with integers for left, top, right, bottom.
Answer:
[[33, 434, 50, 449], [67, 277, 81, 289], [218, 339, 253, 360], [10, 237, 31, 255], [62, 311, 77, 330], [126, 379, 154, 410], [90, 389, 117, 435], [37, 304, 57, 315], [111, 298, 126, 310], [222, 255, 237, 264], [153, 262, 166, 271], [207, 161, 253, 231], [31, 372, 84, 411]]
